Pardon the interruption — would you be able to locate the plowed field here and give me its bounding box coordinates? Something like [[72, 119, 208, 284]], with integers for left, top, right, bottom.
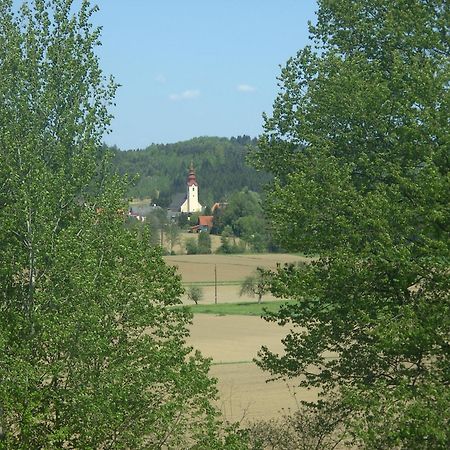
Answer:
[[188, 314, 320, 422], [164, 253, 308, 304], [165, 254, 320, 422]]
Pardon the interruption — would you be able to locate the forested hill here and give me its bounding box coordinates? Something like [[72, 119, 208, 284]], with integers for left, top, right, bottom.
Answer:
[[109, 136, 271, 207]]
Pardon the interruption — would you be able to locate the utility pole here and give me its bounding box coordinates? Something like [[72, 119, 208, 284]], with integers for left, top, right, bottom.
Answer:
[[214, 264, 218, 304]]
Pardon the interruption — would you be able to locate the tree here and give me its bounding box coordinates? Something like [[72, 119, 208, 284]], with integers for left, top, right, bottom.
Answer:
[[252, 0, 449, 447], [165, 222, 181, 254], [110, 136, 269, 204], [177, 212, 190, 228], [189, 211, 201, 227], [235, 215, 267, 253], [222, 189, 264, 237], [239, 269, 269, 304], [211, 204, 225, 234], [142, 213, 163, 247], [187, 286, 204, 305], [148, 206, 169, 247], [214, 189, 270, 252], [0, 2, 242, 448], [218, 225, 240, 254], [185, 237, 198, 254], [248, 400, 348, 450], [198, 231, 212, 254]]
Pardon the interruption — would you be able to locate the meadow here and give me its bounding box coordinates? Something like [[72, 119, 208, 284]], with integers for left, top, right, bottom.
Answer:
[[182, 299, 296, 316]]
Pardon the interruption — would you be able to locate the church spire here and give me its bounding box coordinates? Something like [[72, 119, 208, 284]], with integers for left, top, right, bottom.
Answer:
[[187, 162, 198, 186], [180, 161, 202, 213]]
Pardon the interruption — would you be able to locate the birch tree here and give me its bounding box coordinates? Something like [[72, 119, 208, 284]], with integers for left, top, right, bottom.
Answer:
[[0, 1, 243, 448]]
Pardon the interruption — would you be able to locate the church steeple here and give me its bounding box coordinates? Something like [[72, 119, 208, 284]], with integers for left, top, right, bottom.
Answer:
[[187, 161, 198, 186], [180, 162, 202, 213]]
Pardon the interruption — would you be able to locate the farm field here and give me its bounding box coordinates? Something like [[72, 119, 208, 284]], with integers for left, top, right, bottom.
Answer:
[[164, 253, 308, 304], [184, 299, 296, 316], [166, 253, 319, 422], [187, 314, 319, 422]]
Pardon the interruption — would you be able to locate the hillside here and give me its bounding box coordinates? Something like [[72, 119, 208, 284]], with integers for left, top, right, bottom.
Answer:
[[109, 136, 271, 207]]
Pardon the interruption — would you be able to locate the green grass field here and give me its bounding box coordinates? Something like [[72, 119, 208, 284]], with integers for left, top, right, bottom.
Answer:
[[183, 280, 241, 287], [181, 300, 296, 316]]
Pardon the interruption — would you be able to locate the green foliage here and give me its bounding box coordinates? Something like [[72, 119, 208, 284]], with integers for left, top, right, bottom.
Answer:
[[198, 231, 212, 254], [110, 135, 271, 205], [253, 0, 449, 447], [214, 189, 272, 252], [247, 400, 348, 450], [187, 286, 204, 305], [164, 222, 181, 254], [235, 216, 267, 253], [143, 213, 164, 247], [185, 237, 198, 255], [136, 207, 169, 248], [177, 212, 190, 228], [180, 300, 297, 316], [189, 211, 201, 227], [218, 226, 246, 254], [0, 1, 243, 448], [239, 269, 269, 304]]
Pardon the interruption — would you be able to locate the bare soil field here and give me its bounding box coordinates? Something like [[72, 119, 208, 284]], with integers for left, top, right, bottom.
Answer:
[[192, 284, 270, 304], [165, 253, 307, 283], [166, 253, 319, 421], [188, 314, 319, 423], [164, 253, 308, 304]]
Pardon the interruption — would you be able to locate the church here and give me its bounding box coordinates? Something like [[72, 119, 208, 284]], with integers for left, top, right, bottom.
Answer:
[[180, 162, 203, 213]]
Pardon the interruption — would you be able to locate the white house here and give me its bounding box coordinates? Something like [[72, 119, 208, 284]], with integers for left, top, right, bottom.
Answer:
[[180, 162, 203, 213]]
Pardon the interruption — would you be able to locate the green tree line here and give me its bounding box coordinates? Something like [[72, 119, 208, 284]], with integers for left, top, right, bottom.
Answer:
[[0, 1, 245, 448], [109, 135, 271, 206], [252, 0, 449, 448]]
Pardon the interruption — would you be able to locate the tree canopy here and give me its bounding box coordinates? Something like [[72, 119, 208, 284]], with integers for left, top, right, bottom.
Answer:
[[0, 1, 244, 448], [110, 135, 271, 207], [239, 269, 269, 304], [253, 0, 449, 447], [213, 189, 274, 252]]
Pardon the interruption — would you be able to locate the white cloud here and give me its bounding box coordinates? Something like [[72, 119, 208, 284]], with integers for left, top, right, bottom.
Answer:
[[169, 89, 200, 101], [237, 84, 256, 93]]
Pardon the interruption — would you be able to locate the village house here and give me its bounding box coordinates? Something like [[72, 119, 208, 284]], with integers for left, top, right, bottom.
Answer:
[[189, 215, 213, 233]]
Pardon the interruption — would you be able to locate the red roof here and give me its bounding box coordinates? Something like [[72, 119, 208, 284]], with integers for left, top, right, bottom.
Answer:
[[211, 202, 228, 212], [198, 216, 213, 228]]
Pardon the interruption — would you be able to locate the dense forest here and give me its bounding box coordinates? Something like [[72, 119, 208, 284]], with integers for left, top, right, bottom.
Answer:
[[109, 135, 271, 207]]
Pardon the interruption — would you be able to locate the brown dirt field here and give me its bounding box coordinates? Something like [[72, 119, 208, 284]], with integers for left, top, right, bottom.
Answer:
[[183, 284, 280, 304], [164, 253, 308, 303], [165, 253, 307, 283], [188, 314, 319, 422], [166, 254, 320, 421]]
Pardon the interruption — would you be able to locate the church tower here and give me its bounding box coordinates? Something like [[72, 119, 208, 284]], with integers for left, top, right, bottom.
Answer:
[[180, 162, 203, 213]]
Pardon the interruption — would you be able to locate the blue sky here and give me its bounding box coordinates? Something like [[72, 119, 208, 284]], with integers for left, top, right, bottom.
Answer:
[[93, 1, 318, 149]]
